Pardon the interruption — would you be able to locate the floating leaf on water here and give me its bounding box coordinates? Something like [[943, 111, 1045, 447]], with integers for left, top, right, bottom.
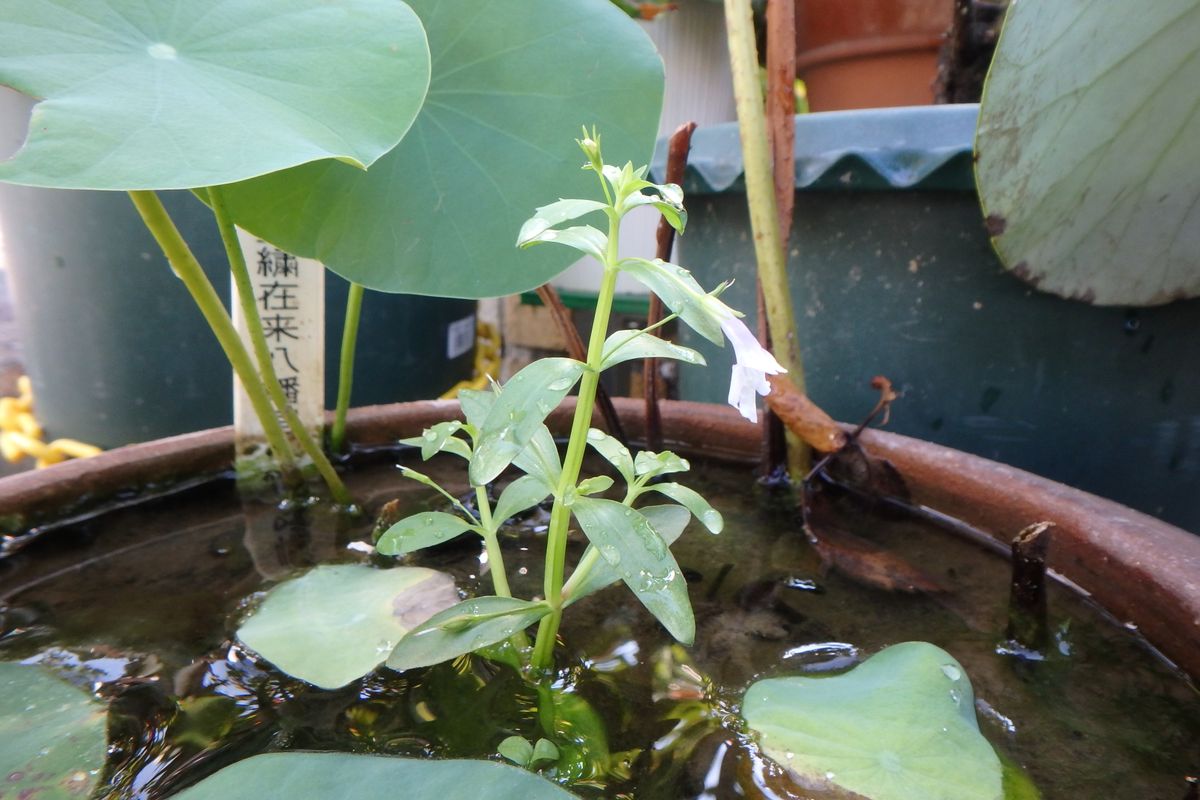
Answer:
[[0, 661, 107, 800], [236, 564, 459, 689], [743, 642, 1007, 800], [171, 753, 579, 800]]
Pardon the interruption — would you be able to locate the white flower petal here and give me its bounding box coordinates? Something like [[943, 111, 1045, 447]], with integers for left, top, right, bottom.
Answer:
[[728, 364, 761, 423], [719, 316, 787, 374]]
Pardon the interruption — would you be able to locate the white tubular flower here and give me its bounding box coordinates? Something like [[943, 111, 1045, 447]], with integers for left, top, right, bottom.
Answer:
[[719, 315, 786, 423]]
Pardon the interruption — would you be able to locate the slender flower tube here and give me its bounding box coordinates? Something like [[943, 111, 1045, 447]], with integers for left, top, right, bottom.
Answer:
[[719, 314, 786, 422]]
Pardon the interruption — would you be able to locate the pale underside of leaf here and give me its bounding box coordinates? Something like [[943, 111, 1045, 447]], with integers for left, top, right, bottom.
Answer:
[[976, 0, 1200, 305], [217, 0, 665, 298], [0, 0, 430, 190]]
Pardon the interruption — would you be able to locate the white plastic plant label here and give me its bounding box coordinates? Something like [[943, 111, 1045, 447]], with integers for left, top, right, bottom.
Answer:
[[232, 230, 324, 458]]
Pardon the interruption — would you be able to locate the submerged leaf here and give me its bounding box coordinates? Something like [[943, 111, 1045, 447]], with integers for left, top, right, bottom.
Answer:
[[237, 564, 458, 689], [498, 735, 535, 766], [806, 516, 944, 594], [0, 0, 429, 190], [743, 642, 1005, 800], [0, 662, 107, 800], [172, 753, 578, 800]]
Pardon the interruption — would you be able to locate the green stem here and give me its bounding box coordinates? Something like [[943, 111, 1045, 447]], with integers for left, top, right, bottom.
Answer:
[[531, 212, 622, 670], [207, 187, 352, 505], [331, 282, 365, 453], [559, 547, 601, 603], [128, 190, 300, 481], [475, 484, 530, 651], [724, 0, 810, 475], [474, 486, 513, 598]]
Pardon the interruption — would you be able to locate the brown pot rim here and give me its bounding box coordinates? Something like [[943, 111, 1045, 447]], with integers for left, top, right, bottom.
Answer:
[[794, 33, 945, 71], [1, 398, 1197, 679]]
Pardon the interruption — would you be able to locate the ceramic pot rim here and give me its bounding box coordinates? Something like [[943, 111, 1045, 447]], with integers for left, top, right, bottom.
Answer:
[[1, 398, 1196, 679]]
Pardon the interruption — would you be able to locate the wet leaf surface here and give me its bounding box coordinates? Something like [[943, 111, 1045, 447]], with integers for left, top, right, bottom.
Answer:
[[172, 752, 579, 800], [237, 564, 458, 689], [0, 661, 107, 800], [743, 642, 1006, 800]]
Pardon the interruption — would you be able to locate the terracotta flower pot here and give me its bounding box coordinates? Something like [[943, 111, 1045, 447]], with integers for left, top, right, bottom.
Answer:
[[1, 398, 1197, 681], [795, 0, 953, 111]]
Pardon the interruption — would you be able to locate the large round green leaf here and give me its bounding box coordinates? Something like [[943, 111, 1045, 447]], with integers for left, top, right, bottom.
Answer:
[[0, 662, 108, 800], [0, 0, 429, 190], [976, 0, 1200, 306], [742, 642, 1006, 800], [237, 564, 459, 690], [220, 0, 665, 298], [172, 753, 579, 800]]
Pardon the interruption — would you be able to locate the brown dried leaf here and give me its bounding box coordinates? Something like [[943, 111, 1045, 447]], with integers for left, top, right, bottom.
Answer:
[[805, 511, 944, 595]]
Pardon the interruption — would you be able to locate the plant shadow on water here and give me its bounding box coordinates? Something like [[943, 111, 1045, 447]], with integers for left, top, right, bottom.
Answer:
[[0, 450, 1197, 800]]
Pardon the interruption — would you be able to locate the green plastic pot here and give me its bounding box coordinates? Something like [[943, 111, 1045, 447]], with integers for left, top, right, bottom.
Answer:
[[657, 105, 1200, 531], [0, 185, 475, 450]]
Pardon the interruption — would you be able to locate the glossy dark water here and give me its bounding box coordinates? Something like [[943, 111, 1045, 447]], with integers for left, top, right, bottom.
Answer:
[[0, 451, 1197, 799]]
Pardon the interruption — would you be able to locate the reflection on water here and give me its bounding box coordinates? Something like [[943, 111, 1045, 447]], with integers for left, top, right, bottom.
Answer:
[[1, 451, 1197, 799]]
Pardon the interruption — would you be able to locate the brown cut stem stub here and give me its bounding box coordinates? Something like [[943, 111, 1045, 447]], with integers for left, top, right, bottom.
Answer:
[[764, 374, 847, 454], [1005, 521, 1054, 654]]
